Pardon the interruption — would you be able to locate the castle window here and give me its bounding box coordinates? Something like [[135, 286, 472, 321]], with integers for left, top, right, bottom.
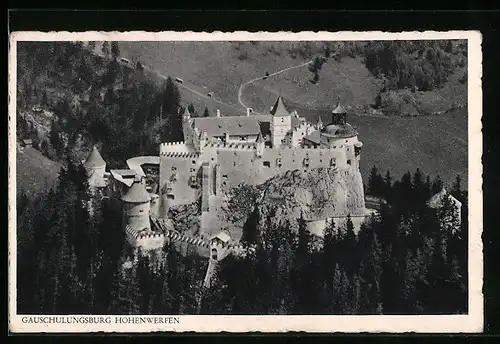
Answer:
[[192, 160, 196, 164], [240, 136, 247, 141], [222, 174, 228, 179], [139, 209, 144, 213], [263, 161, 271, 168], [330, 158, 336, 167], [170, 173, 177, 182], [190, 168, 196, 173], [167, 194, 175, 200], [211, 157, 214, 161], [171, 166, 177, 171], [319, 159, 322, 163], [281, 118, 284, 123], [346, 139, 348, 143], [276, 158, 282, 167], [233, 162, 236, 167], [303, 158, 310, 167], [347, 159, 352, 166]]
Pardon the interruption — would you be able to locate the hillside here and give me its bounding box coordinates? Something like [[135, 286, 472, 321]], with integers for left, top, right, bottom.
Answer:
[[16, 145, 61, 198], [117, 41, 468, 187]]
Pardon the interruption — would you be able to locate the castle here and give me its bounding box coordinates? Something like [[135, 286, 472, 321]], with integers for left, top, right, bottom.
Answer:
[[82, 95, 368, 255]]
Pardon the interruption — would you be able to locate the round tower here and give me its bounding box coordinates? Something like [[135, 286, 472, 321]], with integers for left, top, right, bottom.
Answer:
[[83, 145, 107, 178], [320, 97, 362, 169], [122, 176, 151, 232]]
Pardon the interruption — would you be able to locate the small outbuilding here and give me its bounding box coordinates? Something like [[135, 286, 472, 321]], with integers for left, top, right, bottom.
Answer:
[[210, 231, 231, 246]]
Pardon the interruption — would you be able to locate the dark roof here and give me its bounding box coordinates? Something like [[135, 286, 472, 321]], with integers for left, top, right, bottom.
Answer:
[[83, 146, 106, 169], [291, 115, 302, 128], [259, 121, 271, 138], [303, 130, 321, 145], [121, 180, 151, 203], [321, 123, 358, 138], [193, 116, 262, 137], [270, 96, 291, 117]]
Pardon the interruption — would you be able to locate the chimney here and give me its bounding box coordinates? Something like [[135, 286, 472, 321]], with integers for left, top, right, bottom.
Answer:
[[246, 108, 252, 116], [216, 109, 221, 117]]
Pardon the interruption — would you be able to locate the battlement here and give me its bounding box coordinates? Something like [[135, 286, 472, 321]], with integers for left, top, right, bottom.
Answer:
[[160, 141, 185, 147], [292, 121, 314, 132], [126, 225, 165, 240], [204, 142, 258, 151], [160, 151, 201, 159], [267, 145, 345, 152], [160, 141, 193, 154]]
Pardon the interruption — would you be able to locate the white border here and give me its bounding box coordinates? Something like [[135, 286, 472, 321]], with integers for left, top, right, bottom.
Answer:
[[8, 31, 483, 333]]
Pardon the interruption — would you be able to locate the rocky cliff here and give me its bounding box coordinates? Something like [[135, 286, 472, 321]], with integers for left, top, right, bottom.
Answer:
[[223, 167, 366, 234]]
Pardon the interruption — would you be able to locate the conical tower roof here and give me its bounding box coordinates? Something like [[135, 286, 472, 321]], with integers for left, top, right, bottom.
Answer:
[[182, 106, 191, 118], [332, 99, 348, 114], [83, 145, 106, 169], [121, 177, 151, 203], [270, 96, 291, 117], [317, 115, 323, 127]]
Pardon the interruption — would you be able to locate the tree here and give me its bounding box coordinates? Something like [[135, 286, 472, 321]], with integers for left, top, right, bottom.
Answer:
[[203, 107, 210, 117], [111, 42, 120, 59], [188, 103, 197, 116], [431, 175, 444, 195], [101, 41, 110, 57], [324, 44, 331, 58], [451, 174, 463, 202], [161, 77, 182, 142], [308, 56, 324, 83], [368, 165, 384, 197], [383, 170, 393, 201]]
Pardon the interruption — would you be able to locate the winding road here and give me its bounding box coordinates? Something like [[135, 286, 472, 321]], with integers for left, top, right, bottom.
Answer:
[[237, 60, 314, 114]]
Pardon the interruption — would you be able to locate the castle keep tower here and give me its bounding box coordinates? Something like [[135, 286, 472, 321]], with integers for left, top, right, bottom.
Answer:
[[270, 96, 292, 148], [122, 176, 151, 233], [319, 98, 363, 167]]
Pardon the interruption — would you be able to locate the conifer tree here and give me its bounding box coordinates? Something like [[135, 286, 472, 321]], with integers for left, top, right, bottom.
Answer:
[[161, 77, 183, 142], [203, 107, 210, 117]]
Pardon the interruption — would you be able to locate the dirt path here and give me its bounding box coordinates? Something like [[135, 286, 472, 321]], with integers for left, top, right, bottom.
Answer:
[[237, 60, 314, 114]]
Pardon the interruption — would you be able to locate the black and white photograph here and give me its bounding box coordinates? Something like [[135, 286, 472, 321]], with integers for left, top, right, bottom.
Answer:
[[8, 31, 483, 333]]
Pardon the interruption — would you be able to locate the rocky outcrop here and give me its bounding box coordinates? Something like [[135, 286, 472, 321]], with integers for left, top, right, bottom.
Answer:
[[256, 167, 365, 229], [222, 167, 366, 235], [168, 200, 201, 236]]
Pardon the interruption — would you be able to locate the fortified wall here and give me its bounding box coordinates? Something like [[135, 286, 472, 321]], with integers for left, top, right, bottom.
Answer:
[[159, 139, 362, 214]]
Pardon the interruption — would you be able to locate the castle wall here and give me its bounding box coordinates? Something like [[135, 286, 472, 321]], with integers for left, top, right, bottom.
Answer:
[[271, 116, 292, 147], [159, 153, 200, 207], [159, 142, 193, 154], [201, 163, 211, 211], [123, 202, 151, 231], [320, 135, 358, 149], [127, 232, 166, 250], [227, 134, 258, 143], [150, 194, 160, 217]]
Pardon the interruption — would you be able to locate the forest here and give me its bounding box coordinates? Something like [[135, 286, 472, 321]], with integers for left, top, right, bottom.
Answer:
[[17, 163, 468, 315], [16, 41, 468, 315], [16, 41, 186, 170]]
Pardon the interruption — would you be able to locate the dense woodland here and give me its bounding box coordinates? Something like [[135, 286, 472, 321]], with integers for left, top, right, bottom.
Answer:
[[17, 163, 468, 315], [17, 41, 186, 169]]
